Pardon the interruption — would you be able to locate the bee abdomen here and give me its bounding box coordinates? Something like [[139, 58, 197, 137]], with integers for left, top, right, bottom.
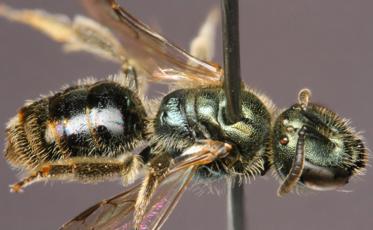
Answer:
[[5, 116, 37, 169], [5, 99, 50, 169], [5, 80, 147, 170], [47, 81, 147, 157]]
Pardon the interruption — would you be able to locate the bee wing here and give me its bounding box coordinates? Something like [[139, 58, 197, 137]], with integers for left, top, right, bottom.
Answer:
[[60, 166, 196, 230], [61, 140, 229, 229], [81, 0, 223, 87]]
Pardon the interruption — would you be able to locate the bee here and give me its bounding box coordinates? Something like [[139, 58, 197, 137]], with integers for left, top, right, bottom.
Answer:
[[0, 1, 368, 230]]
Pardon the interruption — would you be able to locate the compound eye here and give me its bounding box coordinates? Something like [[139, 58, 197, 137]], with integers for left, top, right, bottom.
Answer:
[[280, 136, 289, 145]]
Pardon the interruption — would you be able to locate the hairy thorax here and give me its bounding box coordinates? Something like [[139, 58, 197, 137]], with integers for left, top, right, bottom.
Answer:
[[152, 87, 273, 178]]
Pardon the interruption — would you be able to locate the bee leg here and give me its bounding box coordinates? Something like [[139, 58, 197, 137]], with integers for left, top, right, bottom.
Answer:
[[132, 152, 170, 229], [0, 4, 127, 63], [133, 170, 162, 229], [10, 156, 142, 193], [189, 6, 220, 61], [122, 64, 139, 91], [277, 126, 307, 197], [133, 140, 232, 228], [121, 63, 149, 104], [172, 139, 232, 172]]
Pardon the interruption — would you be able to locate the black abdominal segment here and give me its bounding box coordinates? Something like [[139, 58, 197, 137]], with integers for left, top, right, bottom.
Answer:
[[5, 81, 147, 169]]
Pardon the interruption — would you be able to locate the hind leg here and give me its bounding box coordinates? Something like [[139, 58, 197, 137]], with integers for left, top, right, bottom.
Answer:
[[10, 155, 143, 193]]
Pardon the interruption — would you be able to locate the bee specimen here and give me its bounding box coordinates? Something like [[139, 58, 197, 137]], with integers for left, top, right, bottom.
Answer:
[[0, 0, 368, 229]]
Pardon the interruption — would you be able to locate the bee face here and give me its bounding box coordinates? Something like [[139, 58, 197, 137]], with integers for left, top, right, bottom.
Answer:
[[272, 103, 367, 191]]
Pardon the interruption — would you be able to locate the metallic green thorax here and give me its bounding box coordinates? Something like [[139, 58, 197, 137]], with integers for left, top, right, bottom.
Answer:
[[152, 87, 272, 178]]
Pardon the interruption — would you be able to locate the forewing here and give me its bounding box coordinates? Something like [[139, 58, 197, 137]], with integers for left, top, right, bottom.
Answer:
[[60, 167, 195, 230], [60, 181, 140, 230], [81, 0, 223, 87]]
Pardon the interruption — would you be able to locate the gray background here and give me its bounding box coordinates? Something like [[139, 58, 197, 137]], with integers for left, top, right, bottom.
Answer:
[[0, 0, 372, 230]]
